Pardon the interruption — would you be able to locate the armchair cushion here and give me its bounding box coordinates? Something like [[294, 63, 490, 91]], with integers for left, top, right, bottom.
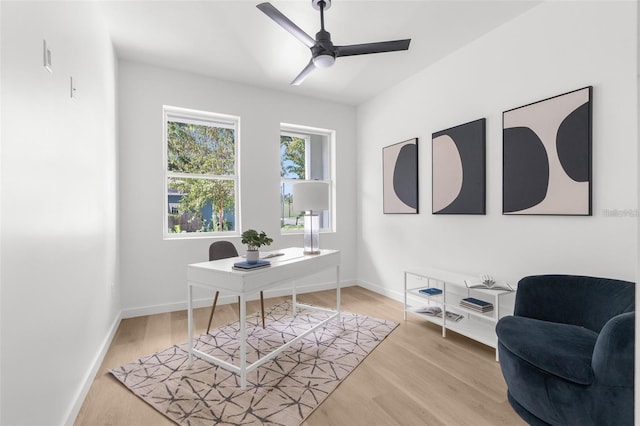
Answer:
[[496, 316, 597, 385]]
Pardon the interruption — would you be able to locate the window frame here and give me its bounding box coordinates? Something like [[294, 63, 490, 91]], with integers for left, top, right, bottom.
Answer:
[[280, 123, 336, 235], [163, 105, 241, 239]]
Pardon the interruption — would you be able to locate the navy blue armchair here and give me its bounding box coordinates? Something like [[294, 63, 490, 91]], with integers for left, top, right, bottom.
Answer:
[[496, 275, 635, 426]]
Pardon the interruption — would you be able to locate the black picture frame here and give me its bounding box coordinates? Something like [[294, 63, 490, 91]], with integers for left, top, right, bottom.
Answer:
[[503, 87, 592, 215], [383, 138, 418, 214], [432, 118, 486, 215]]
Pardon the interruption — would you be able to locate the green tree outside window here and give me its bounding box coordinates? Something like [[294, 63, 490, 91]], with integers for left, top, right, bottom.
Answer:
[[167, 121, 236, 233]]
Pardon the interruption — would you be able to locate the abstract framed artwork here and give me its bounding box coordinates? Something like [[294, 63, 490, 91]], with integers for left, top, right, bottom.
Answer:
[[432, 118, 486, 214], [503, 86, 592, 215], [383, 138, 418, 214]]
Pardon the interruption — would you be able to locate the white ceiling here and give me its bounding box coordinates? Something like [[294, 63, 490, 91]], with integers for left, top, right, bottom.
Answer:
[[100, 0, 541, 105]]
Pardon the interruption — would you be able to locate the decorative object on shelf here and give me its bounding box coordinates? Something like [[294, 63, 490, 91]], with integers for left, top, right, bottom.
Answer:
[[415, 306, 442, 316], [292, 181, 329, 254], [444, 311, 464, 322], [465, 274, 514, 291], [503, 86, 592, 215], [383, 138, 418, 214], [412, 306, 463, 322], [419, 287, 443, 296], [460, 297, 494, 313], [240, 229, 273, 264], [432, 118, 486, 214]]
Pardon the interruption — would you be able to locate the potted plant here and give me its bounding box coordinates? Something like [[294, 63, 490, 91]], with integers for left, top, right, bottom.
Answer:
[[241, 229, 273, 264]]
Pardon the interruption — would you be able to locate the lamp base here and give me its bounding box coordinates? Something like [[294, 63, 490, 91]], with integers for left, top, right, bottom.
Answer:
[[303, 213, 320, 255]]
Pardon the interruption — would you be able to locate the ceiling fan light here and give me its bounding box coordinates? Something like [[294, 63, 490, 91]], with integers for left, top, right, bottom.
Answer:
[[313, 54, 335, 68]]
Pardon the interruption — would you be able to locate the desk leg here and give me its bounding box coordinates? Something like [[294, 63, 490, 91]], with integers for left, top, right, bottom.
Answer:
[[187, 283, 193, 366], [292, 280, 297, 315], [239, 293, 247, 389], [336, 265, 341, 325]]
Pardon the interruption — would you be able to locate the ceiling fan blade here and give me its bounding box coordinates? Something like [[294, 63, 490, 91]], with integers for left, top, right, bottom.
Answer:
[[336, 39, 411, 57], [291, 60, 316, 86], [257, 2, 315, 48]]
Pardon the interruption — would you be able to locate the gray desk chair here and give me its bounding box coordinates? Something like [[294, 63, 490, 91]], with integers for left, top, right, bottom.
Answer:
[[206, 241, 265, 333]]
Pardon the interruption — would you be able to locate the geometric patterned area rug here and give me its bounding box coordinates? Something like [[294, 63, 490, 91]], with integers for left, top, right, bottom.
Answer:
[[110, 301, 398, 425]]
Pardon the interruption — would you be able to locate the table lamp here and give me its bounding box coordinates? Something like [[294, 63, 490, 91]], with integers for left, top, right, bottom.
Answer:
[[292, 181, 329, 254]]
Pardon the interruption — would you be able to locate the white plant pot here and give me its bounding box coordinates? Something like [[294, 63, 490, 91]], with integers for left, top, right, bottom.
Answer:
[[246, 249, 259, 264]]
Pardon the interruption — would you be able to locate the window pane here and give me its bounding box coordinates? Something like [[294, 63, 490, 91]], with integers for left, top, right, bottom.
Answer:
[[167, 121, 235, 175], [280, 135, 306, 179], [280, 181, 304, 229], [280, 127, 333, 232], [167, 177, 235, 233]]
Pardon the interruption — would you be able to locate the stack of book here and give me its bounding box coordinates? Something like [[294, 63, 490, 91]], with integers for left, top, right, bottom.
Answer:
[[233, 259, 271, 271], [460, 297, 494, 313], [419, 287, 443, 296]]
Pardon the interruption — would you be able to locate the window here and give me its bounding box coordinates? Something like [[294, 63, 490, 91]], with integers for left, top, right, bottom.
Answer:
[[280, 123, 334, 233], [164, 106, 240, 238]]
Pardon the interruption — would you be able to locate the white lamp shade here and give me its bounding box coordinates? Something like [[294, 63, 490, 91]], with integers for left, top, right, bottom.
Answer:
[[293, 181, 329, 211]]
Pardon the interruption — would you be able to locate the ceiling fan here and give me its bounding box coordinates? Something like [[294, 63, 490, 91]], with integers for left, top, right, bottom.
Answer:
[[257, 0, 411, 85]]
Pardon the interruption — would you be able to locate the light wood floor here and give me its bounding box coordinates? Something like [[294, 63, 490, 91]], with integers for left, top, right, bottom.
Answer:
[[75, 286, 525, 426]]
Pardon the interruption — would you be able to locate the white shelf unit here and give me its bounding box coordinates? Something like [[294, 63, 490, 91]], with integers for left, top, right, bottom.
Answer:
[[403, 267, 515, 361]]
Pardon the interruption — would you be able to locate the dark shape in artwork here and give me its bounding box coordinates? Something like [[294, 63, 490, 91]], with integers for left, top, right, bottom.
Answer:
[[433, 119, 485, 214], [393, 144, 418, 209], [556, 102, 590, 182], [503, 127, 549, 213]]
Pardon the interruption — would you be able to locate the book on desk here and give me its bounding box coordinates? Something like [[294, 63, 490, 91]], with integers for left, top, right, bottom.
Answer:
[[233, 259, 271, 271]]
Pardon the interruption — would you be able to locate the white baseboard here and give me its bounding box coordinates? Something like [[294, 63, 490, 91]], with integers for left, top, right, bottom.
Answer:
[[356, 278, 404, 303], [64, 310, 122, 426]]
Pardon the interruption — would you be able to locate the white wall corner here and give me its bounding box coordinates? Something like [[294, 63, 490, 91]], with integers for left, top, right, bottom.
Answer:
[[63, 311, 122, 426], [356, 279, 405, 304]]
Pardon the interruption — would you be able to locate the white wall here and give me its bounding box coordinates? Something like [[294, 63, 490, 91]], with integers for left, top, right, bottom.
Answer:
[[636, 4, 639, 424], [356, 1, 638, 300], [0, 1, 118, 425], [118, 61, 357, 315]]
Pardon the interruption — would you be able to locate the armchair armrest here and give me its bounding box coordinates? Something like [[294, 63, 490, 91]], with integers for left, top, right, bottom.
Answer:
[[592, 312, 635, 387]]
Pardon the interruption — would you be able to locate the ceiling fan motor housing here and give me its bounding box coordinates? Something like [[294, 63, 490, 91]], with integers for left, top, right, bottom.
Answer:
[[312, 29, 336, 66]]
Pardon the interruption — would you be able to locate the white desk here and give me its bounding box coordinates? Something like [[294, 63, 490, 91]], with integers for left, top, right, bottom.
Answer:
[[186, 247, 341, 389]]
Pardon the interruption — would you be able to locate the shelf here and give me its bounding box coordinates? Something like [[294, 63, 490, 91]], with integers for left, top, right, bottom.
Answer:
[[404, 267, 515, 362], [405, 306, 443, 326], [405, 267, 476, 286], [462, 286, 514, 297], [445, 316, 498, 348], [408, 288, 500, 322], [447, 294, 498, 322], [408, 288, 444, 304], [406, 305, 497, 347]]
